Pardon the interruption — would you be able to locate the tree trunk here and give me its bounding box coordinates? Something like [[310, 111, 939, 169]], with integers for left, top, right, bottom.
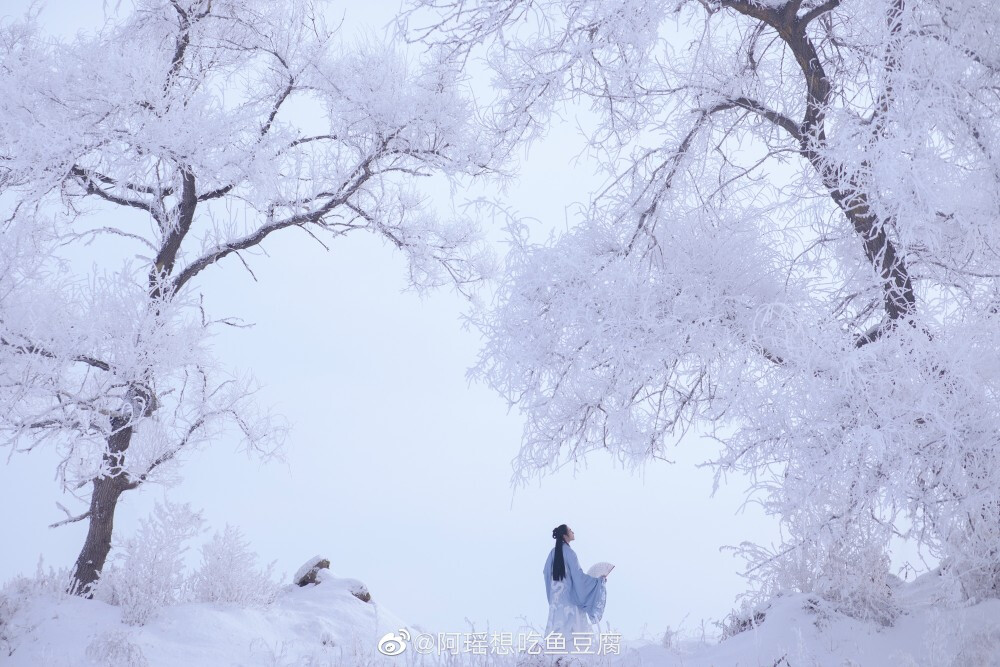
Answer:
[[70, 415, 134, 596]]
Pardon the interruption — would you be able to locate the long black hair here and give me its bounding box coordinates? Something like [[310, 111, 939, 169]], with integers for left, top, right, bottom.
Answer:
[[551, 524, 569, 581]]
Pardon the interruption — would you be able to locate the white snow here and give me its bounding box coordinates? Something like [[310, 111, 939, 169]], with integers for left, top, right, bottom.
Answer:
[[2, 572, 414, 666], [4, 569, 1000, 665]]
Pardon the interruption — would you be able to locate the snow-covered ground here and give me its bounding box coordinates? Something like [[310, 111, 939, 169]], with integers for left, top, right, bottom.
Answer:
[[3, 567, 1000, 666]]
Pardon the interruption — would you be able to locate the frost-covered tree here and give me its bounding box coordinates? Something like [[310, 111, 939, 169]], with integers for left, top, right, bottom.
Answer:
[[0, 0, 497, 594], [405, 0, 1000, 619], [98, 501, 204, 626], [192, 525, 279, 607]]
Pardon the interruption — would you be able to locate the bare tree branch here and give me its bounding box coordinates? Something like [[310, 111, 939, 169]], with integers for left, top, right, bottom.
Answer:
[[71, 166, 160, 217], [799, 0, 841, 27], [49, 503, 91, 529], [0, 333, 111, 372]]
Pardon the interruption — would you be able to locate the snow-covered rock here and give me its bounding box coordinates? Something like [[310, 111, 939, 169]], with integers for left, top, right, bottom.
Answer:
[[292, 555, 331, 587]]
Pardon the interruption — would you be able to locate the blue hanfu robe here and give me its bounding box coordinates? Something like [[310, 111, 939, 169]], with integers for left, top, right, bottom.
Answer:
[[543, 543, 607, 626]]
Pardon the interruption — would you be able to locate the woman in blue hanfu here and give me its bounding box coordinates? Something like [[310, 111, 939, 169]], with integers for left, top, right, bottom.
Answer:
[[542, 524, 607, 659]]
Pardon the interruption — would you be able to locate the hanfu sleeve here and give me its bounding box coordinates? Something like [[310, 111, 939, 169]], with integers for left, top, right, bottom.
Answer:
[[564, 547, 607, 624], [543, 548, 554, 605]]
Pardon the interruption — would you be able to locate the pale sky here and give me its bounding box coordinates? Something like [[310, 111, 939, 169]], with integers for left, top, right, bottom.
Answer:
[[0, 0, 782, 642]]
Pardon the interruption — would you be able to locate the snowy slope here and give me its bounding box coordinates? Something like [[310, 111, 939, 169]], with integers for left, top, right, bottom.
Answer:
[[2, 570, 416, 666], [4, 570, 1000, 666], [620, 570, 1000, 666]]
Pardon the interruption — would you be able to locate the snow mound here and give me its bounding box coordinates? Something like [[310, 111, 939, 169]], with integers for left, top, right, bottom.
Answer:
[[2, 574, 412, 666]]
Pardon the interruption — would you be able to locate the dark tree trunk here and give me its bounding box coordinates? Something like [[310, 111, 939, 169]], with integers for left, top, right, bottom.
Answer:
[[70, 415, 134, 596], [724, 1, 916, 335]]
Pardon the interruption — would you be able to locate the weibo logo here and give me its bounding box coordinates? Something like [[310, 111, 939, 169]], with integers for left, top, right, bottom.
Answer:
[[377, 628, 411, 656]]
